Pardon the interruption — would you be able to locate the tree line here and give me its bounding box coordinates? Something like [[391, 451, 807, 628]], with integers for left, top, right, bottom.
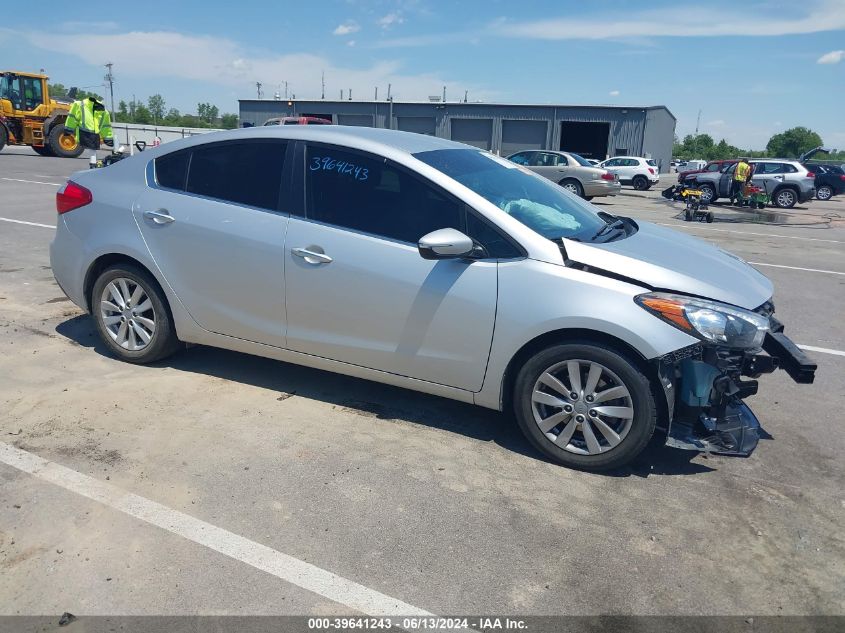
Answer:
[[48, 85, 237, 129], [673, 127, 845, 162]]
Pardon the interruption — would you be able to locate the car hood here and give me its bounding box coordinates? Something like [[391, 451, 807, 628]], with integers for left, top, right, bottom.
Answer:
[[562, 221, 773, 310]]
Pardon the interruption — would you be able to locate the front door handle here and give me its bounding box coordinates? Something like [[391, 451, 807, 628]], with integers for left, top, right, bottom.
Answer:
[[143, 209, 175, 224], [292, 247, 333, 265]]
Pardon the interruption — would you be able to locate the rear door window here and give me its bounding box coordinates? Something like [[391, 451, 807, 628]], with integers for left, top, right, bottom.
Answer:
[[186, 140, 288, 210], [508, 152, 533, 166], [155, 150, 190, 191]]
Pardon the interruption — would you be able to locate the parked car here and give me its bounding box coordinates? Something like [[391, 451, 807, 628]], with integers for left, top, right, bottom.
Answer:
[[587, 159, 601, 167], [507, 150, 621, 199], [598, 156, 660, 190], [805, 164, 845, 201], [264, 116, 332, 126], [677, 159, 737, 184], [685, 159, 816, 208], [50, 127, 814, 471]]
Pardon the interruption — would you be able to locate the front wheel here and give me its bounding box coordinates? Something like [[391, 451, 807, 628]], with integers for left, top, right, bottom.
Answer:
[[698, 182, 717, 204], [513, 342, 657, 471], [816, 185, 833, 201], [92, 264, 181, 364], [33, 145, 55, 157], [48, 125, 84, 158]]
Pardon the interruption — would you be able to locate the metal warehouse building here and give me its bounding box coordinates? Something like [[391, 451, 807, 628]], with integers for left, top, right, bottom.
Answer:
[[238, 99, 677, 172]]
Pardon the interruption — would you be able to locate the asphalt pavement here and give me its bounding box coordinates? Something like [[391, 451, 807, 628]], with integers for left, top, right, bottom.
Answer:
[[1, 146, 844, 621]]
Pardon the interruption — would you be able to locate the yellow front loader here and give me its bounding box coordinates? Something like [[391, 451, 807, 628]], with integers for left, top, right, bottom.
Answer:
[[0, 70, 83, 157]]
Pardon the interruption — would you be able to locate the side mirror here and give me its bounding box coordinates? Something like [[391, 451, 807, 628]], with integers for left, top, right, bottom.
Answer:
[[418, 228, 476, 260]]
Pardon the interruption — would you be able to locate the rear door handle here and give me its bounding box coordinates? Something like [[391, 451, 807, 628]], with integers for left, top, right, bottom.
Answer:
[[143, 209, 175, 224], [292, 247, 332, 264]]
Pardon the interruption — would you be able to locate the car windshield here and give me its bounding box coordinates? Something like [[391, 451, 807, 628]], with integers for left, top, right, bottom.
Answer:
[[568, 153, 593, 167], [414, 149, 608, 241]]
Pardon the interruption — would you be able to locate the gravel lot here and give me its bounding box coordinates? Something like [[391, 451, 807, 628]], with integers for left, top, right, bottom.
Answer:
[[1, 145, 844, 619]]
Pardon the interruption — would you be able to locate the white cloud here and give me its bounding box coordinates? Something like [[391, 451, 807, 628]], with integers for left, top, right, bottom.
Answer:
[[608, 90, 620, 96], [377, 12, 405, 29], [708, 119, 725, 127], [333, 21, 360, 36], [347, 40, 356, 47], [817, 49, 844, 64], [22, 29, 490, 103], [491, 0, 845, 39]]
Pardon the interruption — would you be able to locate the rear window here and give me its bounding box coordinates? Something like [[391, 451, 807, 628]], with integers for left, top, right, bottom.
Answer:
[[646, 159, 657, 167], [155, 151, 189, 190], [569, 153, 593, 167], [186, 140, 287, 210]]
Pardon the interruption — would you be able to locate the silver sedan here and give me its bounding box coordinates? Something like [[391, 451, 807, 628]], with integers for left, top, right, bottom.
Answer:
[[50, 126, 814, 470]]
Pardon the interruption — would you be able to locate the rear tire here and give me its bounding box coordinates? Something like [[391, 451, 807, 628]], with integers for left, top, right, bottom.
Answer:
[[773, 187, 797, 209], [32, 145, 55, 157], [632, 175, 648, 191], [92, 264, 181, 364], [560, 179, 584, 198], [816, 185, 833, 201], [0, 125, 7, 152], [48, 125, 84, 158], [513, 342, 657, 471]]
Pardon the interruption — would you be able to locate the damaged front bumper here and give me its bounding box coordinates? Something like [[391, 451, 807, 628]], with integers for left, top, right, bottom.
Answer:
[[656, 317, 817, 456]]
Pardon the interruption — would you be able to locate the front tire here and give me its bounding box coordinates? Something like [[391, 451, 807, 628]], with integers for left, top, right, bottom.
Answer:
[[816, 185, 833, 201], [33, 145, 55, 157], [513, 342, 657, 471], [632, 175, 648, 191], [698, 182, 717, 204], [92, 264, 181, 364], [48, 125, 84, 158]]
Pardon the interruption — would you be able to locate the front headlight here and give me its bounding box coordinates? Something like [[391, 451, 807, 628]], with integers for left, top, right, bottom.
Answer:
[[635, 292, 769, 349]]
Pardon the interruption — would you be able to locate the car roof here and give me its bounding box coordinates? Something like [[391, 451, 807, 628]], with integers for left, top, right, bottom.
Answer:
[[144, 125, 470, 160]]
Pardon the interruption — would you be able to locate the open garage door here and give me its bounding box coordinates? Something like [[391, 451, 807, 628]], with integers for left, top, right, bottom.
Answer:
[[559, 121, 610, 160], [451, 119, 493, 150], [337, 114, 374, 127], [397, 117, 436, 136], [501, 120, 547, 156]]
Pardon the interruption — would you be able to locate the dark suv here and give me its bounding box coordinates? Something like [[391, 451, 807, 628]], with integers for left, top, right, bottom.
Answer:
[[806, 164, 845, 201], [677, 159, 737, 184]]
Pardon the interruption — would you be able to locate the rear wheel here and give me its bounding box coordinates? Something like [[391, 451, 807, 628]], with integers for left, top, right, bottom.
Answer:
[[632, 175, 648, 191], [773, 187, 797, 209], [560, 179, 584, 198], [816, 185, 833, 201], [48, 125, 84, 158], [92, 264, 181, 364], [513, 342, 657, 471], [32, 145, 55, 157], [0, 125, 7, 152]]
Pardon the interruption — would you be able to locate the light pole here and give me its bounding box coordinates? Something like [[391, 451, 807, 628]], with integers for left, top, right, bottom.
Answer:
[[104, 62, 116, 122]]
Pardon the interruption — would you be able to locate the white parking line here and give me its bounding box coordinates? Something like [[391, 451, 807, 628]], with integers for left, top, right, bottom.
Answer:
[[749, 262, 845, 276], [0, 442, 433, 618], [656, 223, 845, 244], [798, 345, 845, 358], [1, 177, 62, 186], [0, 217, 56, 229]]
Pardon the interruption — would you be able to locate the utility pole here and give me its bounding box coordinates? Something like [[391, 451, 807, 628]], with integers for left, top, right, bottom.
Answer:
[[256, 82, 263, 99], [340, 89, 344, 100], [374, 87, 378, 101], [464, 90, 468, 103], [104, 62, 116, 122], [349, 89, 352, 101], [693, 108, 702, 159], [321, 71, 325, 100], [442, 86, 446, 103]]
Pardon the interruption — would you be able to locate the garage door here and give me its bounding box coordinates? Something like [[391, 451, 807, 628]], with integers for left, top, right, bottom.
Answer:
[[501, 120, 547, 156], [397, 117, 436, 136], [337, 114, 374, 127], [450, 119, 493, 150], [559, 121, 610, 159]]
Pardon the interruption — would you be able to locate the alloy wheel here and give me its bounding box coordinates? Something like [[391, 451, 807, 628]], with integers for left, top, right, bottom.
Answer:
[[817, 186, 832, 201], [776, 189, 796, 208], [99, 278, 157, 351], [531, 359, 634, 455]]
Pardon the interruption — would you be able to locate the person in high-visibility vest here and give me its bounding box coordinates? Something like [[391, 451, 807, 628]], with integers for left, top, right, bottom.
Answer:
[[732, 158, 752, 205], [64, 96, 114, 153]]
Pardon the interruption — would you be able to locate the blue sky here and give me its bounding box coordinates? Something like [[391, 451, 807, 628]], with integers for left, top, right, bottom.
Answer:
[[3, 0, 843, 149]]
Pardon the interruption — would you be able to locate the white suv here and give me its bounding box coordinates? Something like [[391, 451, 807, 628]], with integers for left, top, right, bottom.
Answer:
[[599, 156, 661, 190]]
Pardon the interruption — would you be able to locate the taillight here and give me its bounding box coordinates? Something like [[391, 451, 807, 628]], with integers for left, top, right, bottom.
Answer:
[[806, 172, 815, 178], [56, 181, 92, 214], [648, 167, 655, 175], [601, 172, 615, 180], [840, 175, 845, 181]]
